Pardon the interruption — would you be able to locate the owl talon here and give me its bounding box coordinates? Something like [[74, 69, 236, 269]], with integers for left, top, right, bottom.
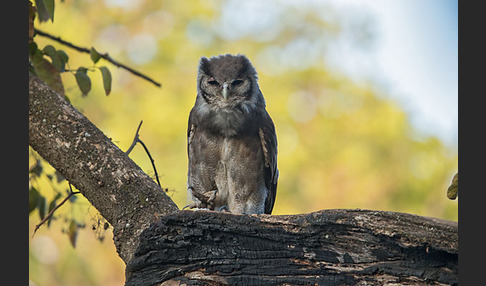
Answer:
[[218, 206, 229, 212], [182, 203, 196, 210], [208, 189, 218, 203], [182, 202, 200, 210]]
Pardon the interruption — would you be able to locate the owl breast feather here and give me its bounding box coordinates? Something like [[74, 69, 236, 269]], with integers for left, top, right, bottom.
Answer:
[[210, 108, 250, 137], [194, 96, 258, 137]]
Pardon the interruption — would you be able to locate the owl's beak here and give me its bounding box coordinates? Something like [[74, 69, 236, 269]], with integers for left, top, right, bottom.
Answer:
[[222, 82, 229, 100]]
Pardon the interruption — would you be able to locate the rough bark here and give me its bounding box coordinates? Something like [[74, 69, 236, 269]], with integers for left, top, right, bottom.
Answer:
[[28, 72, 179, 262], [126, 209, 457, 286]]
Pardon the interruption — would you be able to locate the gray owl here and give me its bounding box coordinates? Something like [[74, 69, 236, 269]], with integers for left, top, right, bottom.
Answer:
[[186, 54, 278, 214]]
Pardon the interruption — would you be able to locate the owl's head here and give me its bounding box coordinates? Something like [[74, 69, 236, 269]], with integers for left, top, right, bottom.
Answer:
[[196, 54, 265, 113]]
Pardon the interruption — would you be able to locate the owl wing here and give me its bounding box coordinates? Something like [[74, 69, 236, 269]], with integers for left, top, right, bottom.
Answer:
[[259, 111, 279, 214], [187, 108, 212, 204]]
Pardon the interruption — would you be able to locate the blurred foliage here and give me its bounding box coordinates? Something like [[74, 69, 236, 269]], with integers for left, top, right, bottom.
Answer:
[[29, 0, 457, 285], [447, 172, 458, 200]]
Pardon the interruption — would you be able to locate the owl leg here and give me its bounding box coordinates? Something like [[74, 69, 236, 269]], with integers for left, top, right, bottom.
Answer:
[[185, 187, 219, 210]]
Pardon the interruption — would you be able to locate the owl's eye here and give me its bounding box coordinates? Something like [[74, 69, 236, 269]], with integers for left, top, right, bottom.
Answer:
[[207, 78, 219, 85], [232, 79, 243, 86]]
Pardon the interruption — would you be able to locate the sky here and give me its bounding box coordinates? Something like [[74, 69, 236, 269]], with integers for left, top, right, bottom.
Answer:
[[212, 0, 459, 147], [326, 0, 458, 147]]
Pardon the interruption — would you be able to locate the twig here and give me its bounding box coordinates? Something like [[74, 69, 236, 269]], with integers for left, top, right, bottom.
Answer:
[[33, 183, 80, 236], [137, 139, 162, 189], [126, 120, 144, 155], [34, 28, 162, 88], [126, 121, 163, 189]]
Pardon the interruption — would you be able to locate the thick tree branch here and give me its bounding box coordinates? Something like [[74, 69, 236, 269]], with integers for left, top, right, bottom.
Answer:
[[126, 209, 458, 286], [34, 28, 162, 88], [29, 72, 178, 262]]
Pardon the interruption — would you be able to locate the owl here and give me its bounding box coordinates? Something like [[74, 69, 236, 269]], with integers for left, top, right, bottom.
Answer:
[[186, 54, 278, 214]]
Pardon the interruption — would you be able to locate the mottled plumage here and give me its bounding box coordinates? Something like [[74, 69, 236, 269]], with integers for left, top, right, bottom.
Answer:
[[186, 54, 278, 214]]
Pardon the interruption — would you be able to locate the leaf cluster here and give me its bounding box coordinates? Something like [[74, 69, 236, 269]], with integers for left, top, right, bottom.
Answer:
[[29, 156, 68, 227], [29, 150, 94, 247], [29, 1, 112, 98]]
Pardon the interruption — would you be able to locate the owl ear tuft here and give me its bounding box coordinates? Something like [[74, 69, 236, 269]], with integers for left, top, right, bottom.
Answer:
[[237, 55, 257, 79], [199, 57, 211, 75]]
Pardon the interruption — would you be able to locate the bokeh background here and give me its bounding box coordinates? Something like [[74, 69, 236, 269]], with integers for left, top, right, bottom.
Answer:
[[29, 0, 458, 285]]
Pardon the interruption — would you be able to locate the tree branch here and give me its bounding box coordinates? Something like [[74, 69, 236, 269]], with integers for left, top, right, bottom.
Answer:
[[34, 28, 162, 88], [29, 72, 178, 263], [33, 184, 80, 236], [125, 121, 144, 156], [126, 120, 163, 189], [126, 209, 458, 286]]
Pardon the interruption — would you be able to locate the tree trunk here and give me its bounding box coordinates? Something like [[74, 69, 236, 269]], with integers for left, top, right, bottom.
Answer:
[[29, 72, 179, 262], [29, 73, 458, 285], [126, 209, 457, 286]]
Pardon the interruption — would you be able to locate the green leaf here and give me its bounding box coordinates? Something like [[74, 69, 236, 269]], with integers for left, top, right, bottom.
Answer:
[[34, 0, 48, 22], [34, 0, 54, 22], [43, 45, 66, 72], [77, 67, 88, 74], [57, 50, 69, 64], [32, 51, 65, 96], [75, 67, 91, 96], [90, 47, 101, 64], [68, 220, 79, 248], [99, 66, 112, 96], [44, 0, 55, 22], [42, 45, 56, 56], [447, 173, 458, 200], [55, 170, 65, 183], [29, 159, 43, 177], [29, 187, 40, 214], [29, 42, 39, 58], [43, 45, 64, 71], [37, 195, 47, 220], [48, 194, 61, 213]]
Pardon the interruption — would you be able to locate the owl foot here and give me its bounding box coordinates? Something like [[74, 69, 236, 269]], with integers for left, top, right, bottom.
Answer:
[[186, 188, 219, 210], [200, 189, 218, 210]]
